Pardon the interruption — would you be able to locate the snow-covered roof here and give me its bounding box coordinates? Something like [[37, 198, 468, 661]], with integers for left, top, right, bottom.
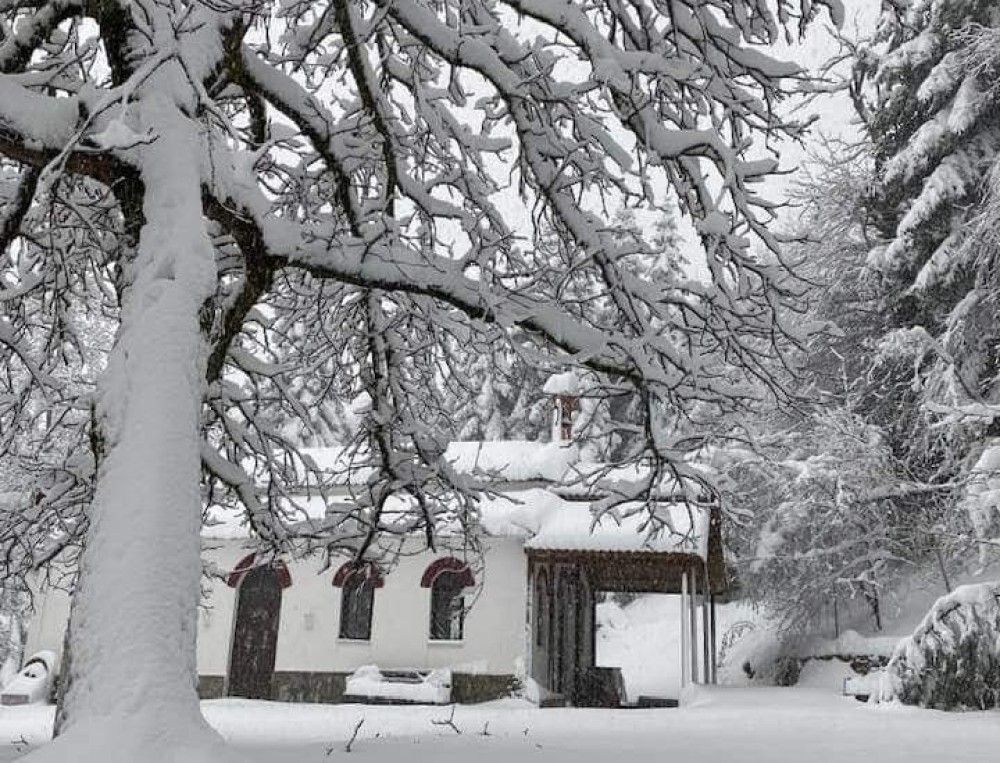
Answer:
[[433, 487, 708, 556], [202, 494, 334, 540], [542, 371, 583, 396], [299, 447, 373, 486], [443, 441, 578, 483], [296, 441, 580, 486], [204, 440, 715, 557], [523, 499, 709, 556], [204, 485, 710, 558]]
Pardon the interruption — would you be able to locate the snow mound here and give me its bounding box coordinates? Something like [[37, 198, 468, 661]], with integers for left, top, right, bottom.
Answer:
[[795, 659, 854, 691]]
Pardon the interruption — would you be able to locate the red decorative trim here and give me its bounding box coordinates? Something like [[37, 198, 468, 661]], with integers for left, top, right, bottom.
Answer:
[[332, 561, 385, 589], [226, 553, 292, 589], [420, 557, 474, 589]]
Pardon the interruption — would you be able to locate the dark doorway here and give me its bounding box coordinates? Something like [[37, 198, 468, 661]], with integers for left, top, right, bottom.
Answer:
[[554, 569, 580, 695], [228, 565, 282, 699]]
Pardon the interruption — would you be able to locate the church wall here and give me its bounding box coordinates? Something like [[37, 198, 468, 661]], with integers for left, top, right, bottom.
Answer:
[[24, 536, 529, 703], [196, 536, 528, 689]]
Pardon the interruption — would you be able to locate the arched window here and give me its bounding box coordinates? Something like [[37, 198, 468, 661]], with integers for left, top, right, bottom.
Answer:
[[430, 570, 467, 641], [422, 558, 474, 641], [335, 564, 380, 641]]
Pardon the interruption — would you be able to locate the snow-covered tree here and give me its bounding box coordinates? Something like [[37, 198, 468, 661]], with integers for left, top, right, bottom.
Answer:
[[783, 140, 879, 399], [859, 0, 999, 329], [0, 582, 28, 687], [446, 339, 550, 443], [881, 582, 1000, 710], [855, 3, 1000, 557], [723, 138, 977, 633], [727, 411, 902, 632], [0, 0, 843, 759]]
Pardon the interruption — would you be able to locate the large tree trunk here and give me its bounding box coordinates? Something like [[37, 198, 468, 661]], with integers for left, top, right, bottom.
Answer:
[[25, 92, 241, 763]]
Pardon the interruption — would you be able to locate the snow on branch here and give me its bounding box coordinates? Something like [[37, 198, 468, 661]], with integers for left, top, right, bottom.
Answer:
[[0, 0, 840, 572]]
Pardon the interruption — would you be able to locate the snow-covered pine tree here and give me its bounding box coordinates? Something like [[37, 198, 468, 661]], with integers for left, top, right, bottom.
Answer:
[[559, 205, 692, 461], [857, 1, 1000, 557], [448, 342, 550, 443], [860, 0, 1000, 330], [446, 202, 689, 453], [0, 1, 842, 759]]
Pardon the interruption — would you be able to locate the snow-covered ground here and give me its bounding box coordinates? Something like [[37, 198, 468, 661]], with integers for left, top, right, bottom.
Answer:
[[0, 689, 998, 763]]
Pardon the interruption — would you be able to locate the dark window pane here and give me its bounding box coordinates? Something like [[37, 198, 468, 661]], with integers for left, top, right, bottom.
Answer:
[[430, 570, 465, 640], [339, 571, 374, 640]]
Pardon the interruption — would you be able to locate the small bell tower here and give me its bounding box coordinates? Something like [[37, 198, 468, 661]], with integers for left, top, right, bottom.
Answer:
[[542, 371, 582, 442]]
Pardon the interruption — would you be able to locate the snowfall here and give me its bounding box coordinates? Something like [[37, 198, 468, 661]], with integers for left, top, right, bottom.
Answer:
[[2, 596, 999, 762]]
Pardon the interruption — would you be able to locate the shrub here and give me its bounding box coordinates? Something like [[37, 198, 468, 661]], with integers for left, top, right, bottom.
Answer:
[[881, 583, 1000, 709]]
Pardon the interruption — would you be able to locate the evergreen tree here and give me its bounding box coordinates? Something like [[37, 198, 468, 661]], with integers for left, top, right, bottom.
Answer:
[[856, 2, 1000, 554], [860, 0, 1000, 332]]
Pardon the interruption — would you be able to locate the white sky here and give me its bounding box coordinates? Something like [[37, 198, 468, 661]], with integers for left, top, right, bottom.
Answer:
[[766, 0, 881, 196], [667, 0, 882, 276]]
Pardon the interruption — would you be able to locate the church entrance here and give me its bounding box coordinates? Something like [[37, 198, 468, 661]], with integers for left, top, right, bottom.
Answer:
[[227, 565, 282, 699]]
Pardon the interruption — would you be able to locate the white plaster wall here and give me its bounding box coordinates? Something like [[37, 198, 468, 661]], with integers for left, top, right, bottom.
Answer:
[[197, 543, 251, 677], [24, 537, 529, 680], [22, 573, 71, 660], [267, 537, 528, 675]]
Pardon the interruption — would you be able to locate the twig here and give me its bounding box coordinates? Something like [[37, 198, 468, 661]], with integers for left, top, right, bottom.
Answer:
[[431, 704, 462, 735], [10, 735, 30, 752], [345, 717, 365, 753], [328, 717, 365, 755]]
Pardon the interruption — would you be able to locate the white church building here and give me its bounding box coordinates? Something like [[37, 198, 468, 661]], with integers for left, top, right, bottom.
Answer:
[[24, 393, 727, 707]]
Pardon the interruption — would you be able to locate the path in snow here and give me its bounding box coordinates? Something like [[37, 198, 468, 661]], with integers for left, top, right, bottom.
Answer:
[[0, 687, 998, 762]]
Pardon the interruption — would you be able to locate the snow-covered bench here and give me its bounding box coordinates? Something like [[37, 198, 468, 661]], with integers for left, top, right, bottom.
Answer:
[[343, 666, 452, 705]]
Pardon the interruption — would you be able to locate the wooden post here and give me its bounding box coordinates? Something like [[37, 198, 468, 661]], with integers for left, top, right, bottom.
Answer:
[[527, 566, 535, 680], [680, 570, 689, 688], [689, 566, 698, 684], [701, 565, 710, 684], [709, 593, 718, 685]]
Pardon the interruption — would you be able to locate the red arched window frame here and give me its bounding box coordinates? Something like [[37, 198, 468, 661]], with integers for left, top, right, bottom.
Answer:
[[332, 561, 385, 589], [420, 557, 475, 589], [226, 553, 292, 589]]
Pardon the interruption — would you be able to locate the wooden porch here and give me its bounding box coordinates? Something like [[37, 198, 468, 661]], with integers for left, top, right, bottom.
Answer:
[[526, 507, 727, 707]]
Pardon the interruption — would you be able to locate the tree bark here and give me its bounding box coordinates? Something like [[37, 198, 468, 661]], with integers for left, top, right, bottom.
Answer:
[[26, 91, 241, 763]]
